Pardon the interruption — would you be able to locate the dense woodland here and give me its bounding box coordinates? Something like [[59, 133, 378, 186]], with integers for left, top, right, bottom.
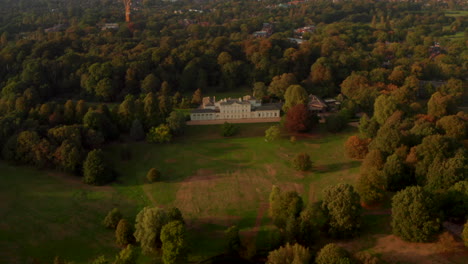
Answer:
[[0, 0, 467, 263]]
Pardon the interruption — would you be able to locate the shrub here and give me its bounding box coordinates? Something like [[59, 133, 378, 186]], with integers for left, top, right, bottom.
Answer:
[[290, 136, 296, 144], [345, 135, 371, 159], [147, 124, 172, 143], [116, 219, 134, 246], [267, 243, 311, 264], [103, 208, 123, 229], [315, 243, 351, 264], [221, 122, 239, 137], [114, 245, 138, 264], [147, 168, 161, 182], [161, 221, 188, 264], [292, 153, 312, 171], [354, 251, 380, 264], [265, 125, 281, 142]]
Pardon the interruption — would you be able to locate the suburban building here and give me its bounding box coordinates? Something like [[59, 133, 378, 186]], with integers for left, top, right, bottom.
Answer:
[[190, 95, 281, 121]]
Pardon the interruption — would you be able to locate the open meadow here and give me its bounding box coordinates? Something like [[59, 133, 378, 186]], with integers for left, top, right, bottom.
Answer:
[[1, 123, 467, 263]]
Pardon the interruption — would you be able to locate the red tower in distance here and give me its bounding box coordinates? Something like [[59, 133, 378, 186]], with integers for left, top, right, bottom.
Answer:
[[123, 0, 131, 22]]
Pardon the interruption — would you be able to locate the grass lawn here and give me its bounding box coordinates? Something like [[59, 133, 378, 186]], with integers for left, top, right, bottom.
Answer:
[[105, 124, 360, 261], [0, 163, 137, 263], [3, 123, 466, 263], [0, 123, 359, 263]]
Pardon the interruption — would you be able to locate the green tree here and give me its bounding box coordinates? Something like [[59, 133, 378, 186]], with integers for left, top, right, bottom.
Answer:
[[253, 82, 267, 100], [75, 100, 88, 123], [167, 207, 185, 224], [326, 110, 349, 133], [103, 208, 123, 229], [442, 181, 468, 221], [63, 100, 75, 124], [414, 135, 457, 185], [359, 114, 379, 139], [369, 111, 404, 155], [141, 73, 160, 94], [143, 92, 160, 129], [382, 153, 411, 192], [269, 186, 303, 229], [116, 219, 135, 247], [373, 94, 398, 125], [322, 184, 362, 237], [114, 245, 139, 264], [161, 221, 188, 264], [166, 111, 187, 135], [340, 72, 377, 112], [53, 140, 83, 174], [268, 73, 298, 98], [265, 125, 281, 142], [436, 115, 466, 140], [283, 85, 308, 112], [267, 243, 311, 264], [391, 186, 440, 242], [147, 168, 161, 183], [134, 207, 168, 253], [95, 78, 115, 101], [83, 149, 112, 186], [147, 124, 172, 143], [298, 204, 327, 246], [315, 243, 351, 264], [225, 225, 241, 255], [292, 152, 312, 171], [91, 255, 109, 264], [356, 168, 386, 205], [427, 92, 457, 118], [426, 150, 467, 191]]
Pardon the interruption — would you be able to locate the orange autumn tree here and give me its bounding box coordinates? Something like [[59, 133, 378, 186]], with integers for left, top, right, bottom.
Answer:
[[344, 135, 371, 159]]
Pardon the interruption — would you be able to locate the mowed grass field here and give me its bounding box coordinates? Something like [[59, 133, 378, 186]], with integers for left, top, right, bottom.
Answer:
[[0, 123, 359, 263], [105, 123, 361, 262], [2, 123, 466, 263]]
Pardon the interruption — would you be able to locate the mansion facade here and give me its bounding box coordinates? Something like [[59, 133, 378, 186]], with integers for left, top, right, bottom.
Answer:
[[190, 95, 281, 121]]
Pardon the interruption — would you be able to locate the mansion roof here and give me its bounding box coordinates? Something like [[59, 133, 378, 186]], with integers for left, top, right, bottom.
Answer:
[[191, 109, 218, 113], [255, 103, 282, 111]]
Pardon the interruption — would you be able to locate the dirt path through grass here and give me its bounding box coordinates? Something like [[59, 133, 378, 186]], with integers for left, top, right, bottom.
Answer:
[[245, 202, 269, 248]]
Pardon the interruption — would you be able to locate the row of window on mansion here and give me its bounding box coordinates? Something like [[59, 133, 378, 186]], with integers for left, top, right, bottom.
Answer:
[[191, 111, 279, 120]]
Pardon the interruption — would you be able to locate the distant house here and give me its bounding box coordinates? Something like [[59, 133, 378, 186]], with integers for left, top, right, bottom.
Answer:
[[253, 23, 273, 38], [288, 38, 305, 44], [190, 95, 281, 121], [45, 24, 68, 33], [308, 95, 328, 112], [294, 25, 315, 37], [253, 31, 270, 38], [101, 23, 119, 31]]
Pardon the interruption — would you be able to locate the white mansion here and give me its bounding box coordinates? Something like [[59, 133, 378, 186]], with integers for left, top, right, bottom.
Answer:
[[190, 95, 281, 121]]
